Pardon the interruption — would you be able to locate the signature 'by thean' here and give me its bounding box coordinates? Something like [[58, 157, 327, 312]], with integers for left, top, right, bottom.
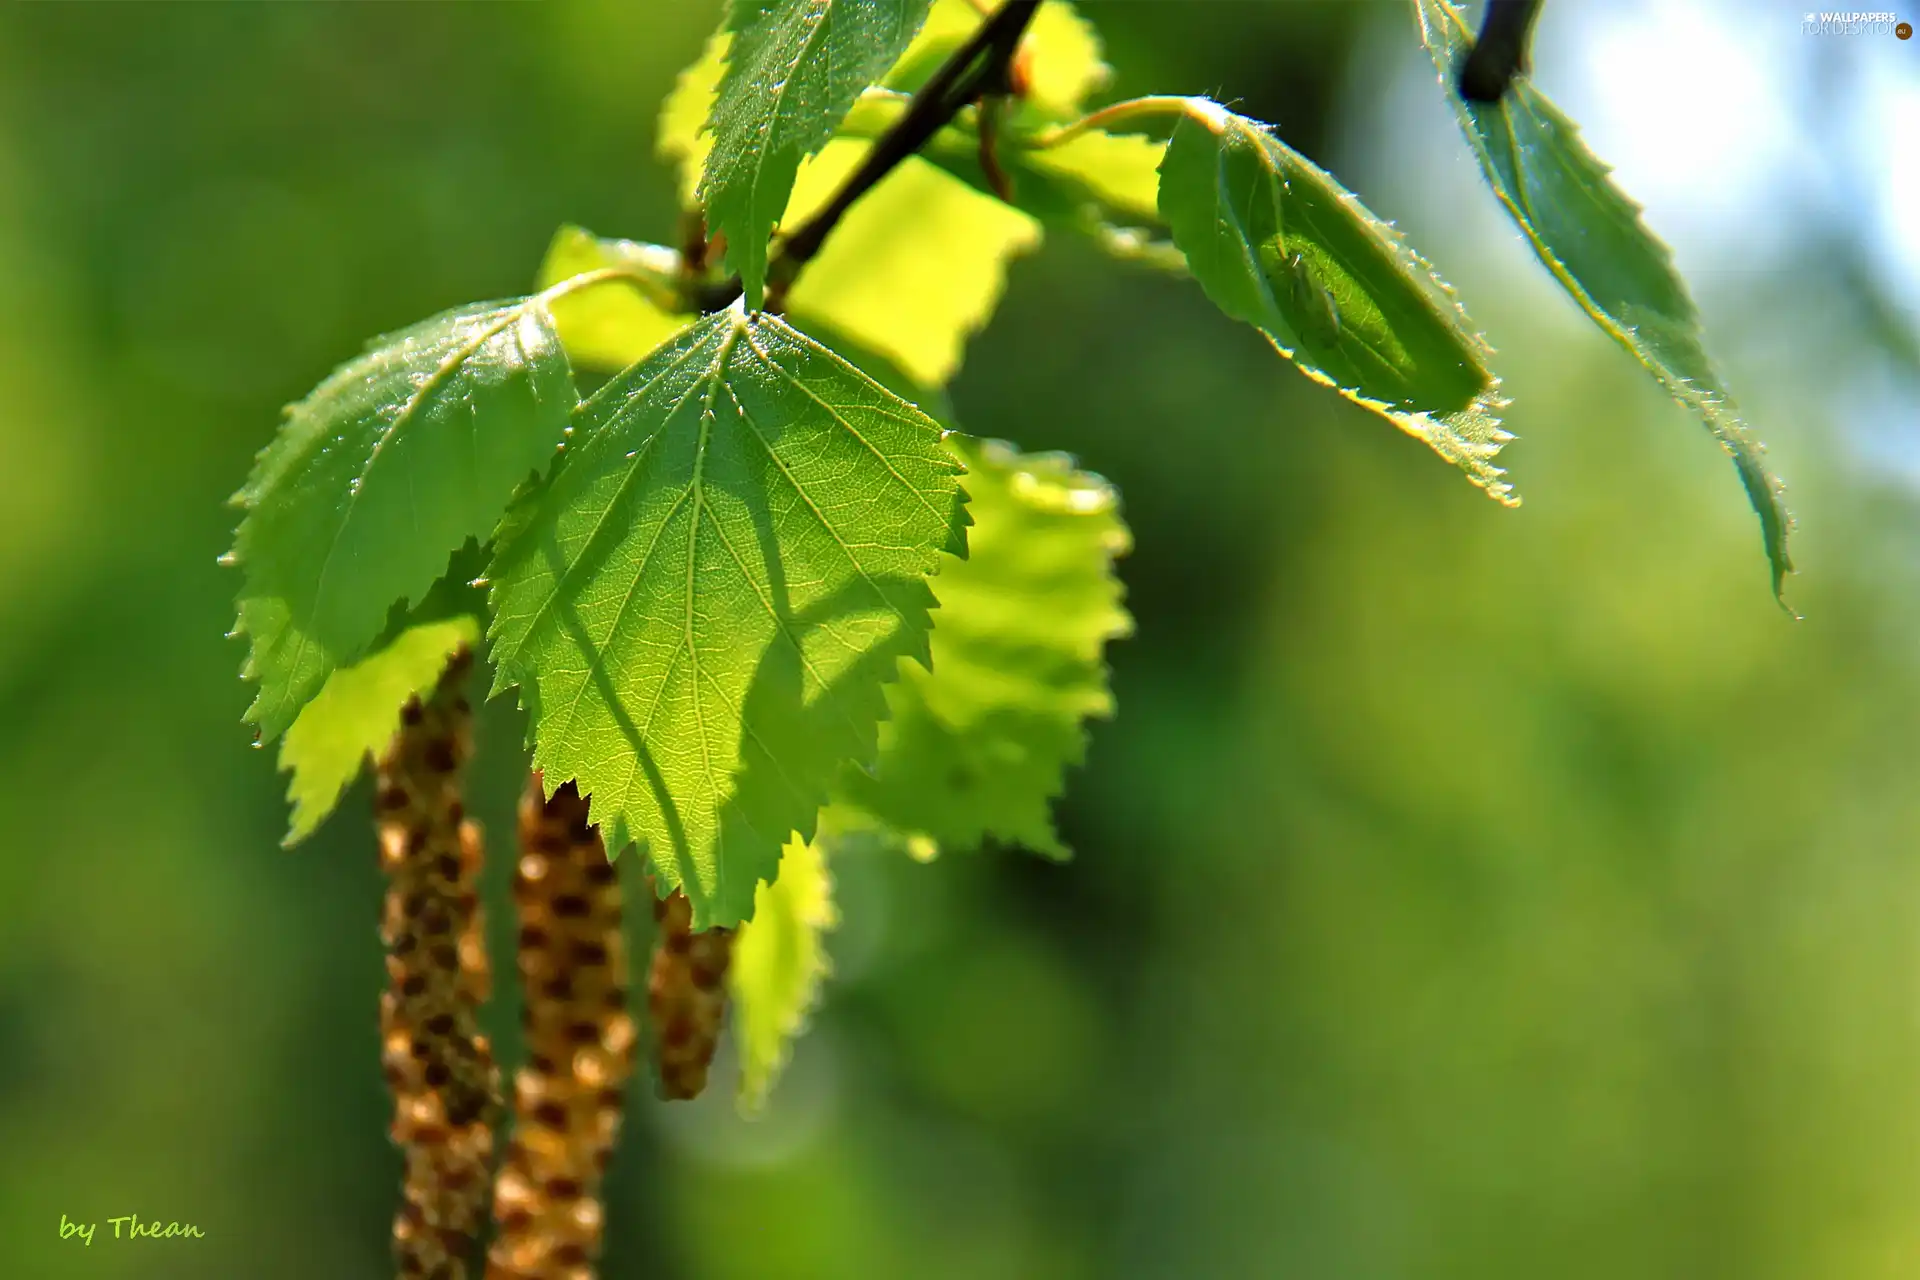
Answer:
[[59, 1213, 205, 1245]]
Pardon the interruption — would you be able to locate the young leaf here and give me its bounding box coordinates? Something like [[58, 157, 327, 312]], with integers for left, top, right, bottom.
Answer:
[[536, 226, 692, 374], [835, 436, 1131, 859], [700, 0, 935, 310], [731, 834, 838, 1112], [1158, 99, 1514, 503], [659, 33, 727, 207], [661, 39, 1040, 388], [229, 298, 575, 742], [782, 144, 1040, 388], [1011, 128, 1163, 225], [485, 310, 964, 929], [1414, 0, 1792, 598], [840, 92, 1165, 240], [885, 0, 1109, 121], [836, 0, 1165, 259], [278, 615, 481, 846]]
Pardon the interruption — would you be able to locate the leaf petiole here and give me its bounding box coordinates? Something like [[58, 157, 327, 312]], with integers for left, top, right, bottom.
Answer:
[[538, 260, 685, 314], [1025, 95, 1211, 150]]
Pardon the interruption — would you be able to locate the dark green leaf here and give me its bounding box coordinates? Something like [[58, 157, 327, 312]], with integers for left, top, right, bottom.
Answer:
[[1415, 0, 1792, 599], [229, 299, 574, 741], [1159, 99, 1513, 502]]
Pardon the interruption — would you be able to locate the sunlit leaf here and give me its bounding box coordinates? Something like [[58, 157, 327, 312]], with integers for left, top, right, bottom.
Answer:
[[835, 435, 1131, 859], [486, 310, 963, 928], [885, 0, 1109, 121], [944, 126, 1168, 257], [535, 226, 692, 374], [1009, 0, 1108, 118], [1415, 0, 1791, 598], [277, 616, 480, 846], [1017, 128, 1163, 224], [783, 142, 1040, 388], [731, 834, 838, 1112], [1159, 98, 1513, 502], [659, 34, 727, 207], [839, 91, 1164, 235], [700, 0, 934, 310], [848, 0, 1165, 257], [660, 36, 1039, 390], [228, 298, 575, 741]]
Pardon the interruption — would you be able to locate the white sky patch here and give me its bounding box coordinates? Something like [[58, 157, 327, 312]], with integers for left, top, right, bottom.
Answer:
[[1544, 0, 1812, 275], [1836, 48, 1920, 320]]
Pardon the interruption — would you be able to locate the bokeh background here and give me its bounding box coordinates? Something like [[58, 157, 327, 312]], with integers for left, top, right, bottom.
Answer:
[[3, 1, 1920, 1276]]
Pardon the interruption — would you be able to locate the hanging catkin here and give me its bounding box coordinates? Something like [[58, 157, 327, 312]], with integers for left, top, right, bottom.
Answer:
[[487, 774, 634, 1280], [376, 646, 500, 1280], [647, 882, 736, 1101]]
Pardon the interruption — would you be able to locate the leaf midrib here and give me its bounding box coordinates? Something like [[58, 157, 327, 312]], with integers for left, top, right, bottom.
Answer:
[[492, 326, 722, 679]]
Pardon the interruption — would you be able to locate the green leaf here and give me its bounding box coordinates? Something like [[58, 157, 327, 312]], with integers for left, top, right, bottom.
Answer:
[[535, 226, 693, 374], [700, 0, 934, 310], [659, 33, 727, 207], [840, 92, 1165, 238], [485, 309, 963, 929], [781, 143, 1040, 388], [731, 833, 838, 1112], [835, 435, 1131, 859], [229, 298, 575, 742], [1414, 0, 1792, 599], [884, 0, 1109, 120], [1011, 128, 1163, 225], [837, 1, 1169, 263], [1158, 98, 1513, 503], [661, 36, 1038, 388], [278, 615, 480, 847]]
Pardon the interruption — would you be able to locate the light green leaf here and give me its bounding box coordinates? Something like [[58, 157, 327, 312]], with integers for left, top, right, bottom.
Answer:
[[835, 435, 1131, 859], [840, 91, 1165, 238], [1158, 98, 1513, 503], [485, 310, 963, 929], [885, 0, 1109, 121], [731, 834, 838, 1112], [840, 0, 1166, 261], [659, 34, 727, 207], [278, 615, 480, 847], [535, 226, 693, 374], [700, 0, 934, 310], [782, 142, 1040, 388], [1016, 128, 1163, 224], [229, 298, 575, 742], [661, 36, 1039, 388], [1414, 0, 1791, 599]]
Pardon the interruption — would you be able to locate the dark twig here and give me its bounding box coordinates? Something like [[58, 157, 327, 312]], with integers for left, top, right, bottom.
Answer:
[[1459, 0, 1544, 103], [698, 0, 1041, 313], [977, 95, 1015, 203]]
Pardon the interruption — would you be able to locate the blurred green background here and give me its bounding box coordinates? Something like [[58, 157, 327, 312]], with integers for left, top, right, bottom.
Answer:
[[4, 2, 1920, 1277]]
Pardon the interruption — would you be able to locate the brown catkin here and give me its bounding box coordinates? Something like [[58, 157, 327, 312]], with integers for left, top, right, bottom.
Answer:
[[646, 882, 736, 1102], [486, 774, 634, 1280], [376, 646, 500, 1280]]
